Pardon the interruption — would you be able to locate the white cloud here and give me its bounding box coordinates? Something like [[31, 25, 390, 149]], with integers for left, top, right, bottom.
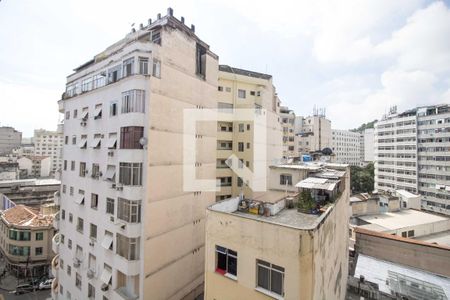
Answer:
[[376, 1, 450, 73]]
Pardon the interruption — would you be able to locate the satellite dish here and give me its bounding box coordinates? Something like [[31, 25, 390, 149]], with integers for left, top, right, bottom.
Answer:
[[322, 148, 332, 155], [139, 137, 148, 146]]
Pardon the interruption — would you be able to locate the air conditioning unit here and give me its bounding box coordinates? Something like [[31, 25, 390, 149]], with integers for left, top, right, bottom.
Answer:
[[108, 151, 114, 157], [89, 240, 95, 247], [101, 283, 109, 291], [80, 121, 87, 127], [111, 183, 116, 189], [87, 269, 95, 279], [116, 184, 123, 191], [110, 216, 115, 222]]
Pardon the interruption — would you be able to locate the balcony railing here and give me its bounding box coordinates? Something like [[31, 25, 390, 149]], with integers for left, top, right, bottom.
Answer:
[[51, 254, 60, 278], [52, 233, 61, 254]]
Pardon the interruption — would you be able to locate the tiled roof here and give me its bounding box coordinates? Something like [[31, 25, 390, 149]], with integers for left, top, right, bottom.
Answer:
[[1, 205, 54, 227]]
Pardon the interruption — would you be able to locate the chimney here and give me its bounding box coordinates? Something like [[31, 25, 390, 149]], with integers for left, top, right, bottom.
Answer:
[[180, 16, 185, 24], [191, 24, 195, 32], [167, 7, 174, 16], [157, 13, 161, 20], [148, 18, 152, 26], [139, 23, 144, 30]]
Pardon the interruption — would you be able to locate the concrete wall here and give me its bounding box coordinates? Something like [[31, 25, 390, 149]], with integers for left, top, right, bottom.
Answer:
[[355, 228, 450, 277], [268, 167, 309, 192], [311, 168, 349, 300], [142, 23, 218, 300]]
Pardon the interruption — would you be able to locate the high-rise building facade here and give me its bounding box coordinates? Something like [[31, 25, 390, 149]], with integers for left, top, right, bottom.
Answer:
[[34, 129, 64, 176], [0, 126, 22, 155], [294, 115, 331, 155], [279, 106, 296, 158], [375, 104, 450, 216], [374, 109, 418, 194], [216, 65, 283, 201], [362, 128, 375, 163], [54, 9, 218, 300], [331, 129, 361, 166]]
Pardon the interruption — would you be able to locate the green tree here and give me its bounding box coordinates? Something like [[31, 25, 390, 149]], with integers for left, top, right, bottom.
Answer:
[[350, 163, 374, 193]]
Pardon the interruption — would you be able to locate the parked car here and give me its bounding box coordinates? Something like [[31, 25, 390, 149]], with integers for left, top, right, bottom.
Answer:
[[14, 283, 35, 295], [39, 279, 53, 290]]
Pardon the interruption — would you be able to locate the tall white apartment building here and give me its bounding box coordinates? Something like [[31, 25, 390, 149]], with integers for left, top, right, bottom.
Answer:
[[375, 104, 450, 216], [0, 126, 22, 155], [374, 109, 418, 194], [294, 114, 331, 155], [331, 129, 361, 166], [279, 106, 296, 158], [34, 129, 63, 176], [54, 9, 218, 300], [362, 128, 375, 164], [417, 104, 450, 215]]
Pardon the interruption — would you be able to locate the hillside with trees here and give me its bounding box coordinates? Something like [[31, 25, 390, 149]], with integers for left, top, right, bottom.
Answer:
[[350, 163, 374, 194]]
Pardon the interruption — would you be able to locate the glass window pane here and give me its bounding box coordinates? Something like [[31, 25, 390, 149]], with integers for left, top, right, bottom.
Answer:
[[271, 269, 283, 295], [257, 266, 269, 290]]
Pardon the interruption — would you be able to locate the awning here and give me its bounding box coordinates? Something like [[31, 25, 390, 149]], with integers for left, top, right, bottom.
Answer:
[[81, 110, 89, 120], [74, 194, 85, 205], [92, 138, 101, 148], [101, 234, 113, 250], [94, 107, 102, 119], [295, 177, 339, 191], [78, 139, 87, 149], [100, 268, 112, 285], [107, 137, 117, 149], [105, 167, 116, 181]]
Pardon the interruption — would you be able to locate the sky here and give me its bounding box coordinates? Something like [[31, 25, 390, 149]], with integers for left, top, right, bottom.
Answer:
[[1, 0, 450, 137]]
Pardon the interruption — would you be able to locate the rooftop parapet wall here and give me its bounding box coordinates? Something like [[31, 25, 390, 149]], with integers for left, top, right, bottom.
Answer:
[[355, 227, 450, 277]]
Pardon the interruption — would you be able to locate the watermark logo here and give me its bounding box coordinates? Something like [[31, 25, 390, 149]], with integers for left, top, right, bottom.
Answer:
[[183, 108, 267, 192]]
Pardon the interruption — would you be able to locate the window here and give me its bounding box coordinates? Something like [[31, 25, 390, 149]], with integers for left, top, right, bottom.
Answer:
[[119, 162, 142, 186], [238, 142, 244, 152], [237, 177, 243, 187], [121, 90, 145, 113], [69, 186, 74, 196], [408, 230, 415, 237], [239, 124, 244, 132], [116, 234, 140, 260], [77, 217, 84, 233], [247, 142, 250, 149], [238, 89, 246, 99], [152, 58, 161, 78], [250, 91, 255, 96], [71, 160, 75, 171], [247, 124, 251, 131], [122, 57, 134, 77], [93, 72, 106, 88], [62, 185, 66, 194], [107, 65, 121, 83], [280, 174, 292, 186], [72, 135, 76, 145], [35, 232, 44, 241], [106, 198, 115, 215], [69, 213, 73, 223], [102, 231, 114, 251], [81, 77, 93, 92], [79, 162, 86, 177], [90, 223, 97, 240], [117, 198, 141, 223], [88, 283, 95, 299], [218, 86, 223, 91], [9, 230, 31, 241], [63, 160, 67, 170], [65, 111, 70, 120], [92, 163, 100, 179], [8, 245, 30, 256], [218, 177, 232, 187], [91, 193, 98, 209], [75, 272, 82, 289], [94, 104, 102, 119], [110, 101, 118, 116], [62, 210, 65, 220], [139, 57, 149, 75], [67, 265, 71, 276], [256, 260, 284, 297], [65, 136, 68, 145], [68, 239, 72, 249], [35, 247, 43, 256], [120, 127, 144, 149], [195, 43, 207, 78], [151, 30, 161, 44], [215, 245, 237, 277], [401, 232, 407, 238]]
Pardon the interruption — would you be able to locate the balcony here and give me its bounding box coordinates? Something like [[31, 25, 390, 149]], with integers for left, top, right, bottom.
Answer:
[[53, 191, 60, 206], [52, 233, 61, 254], [53, 212, 60, 230], [51, 277, 59, 300], [51, 254, 60, 277], [114, 287, 139, 300]]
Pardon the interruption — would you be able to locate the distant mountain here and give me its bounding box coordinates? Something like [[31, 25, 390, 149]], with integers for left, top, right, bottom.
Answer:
[[350, 120, 377, 133]]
